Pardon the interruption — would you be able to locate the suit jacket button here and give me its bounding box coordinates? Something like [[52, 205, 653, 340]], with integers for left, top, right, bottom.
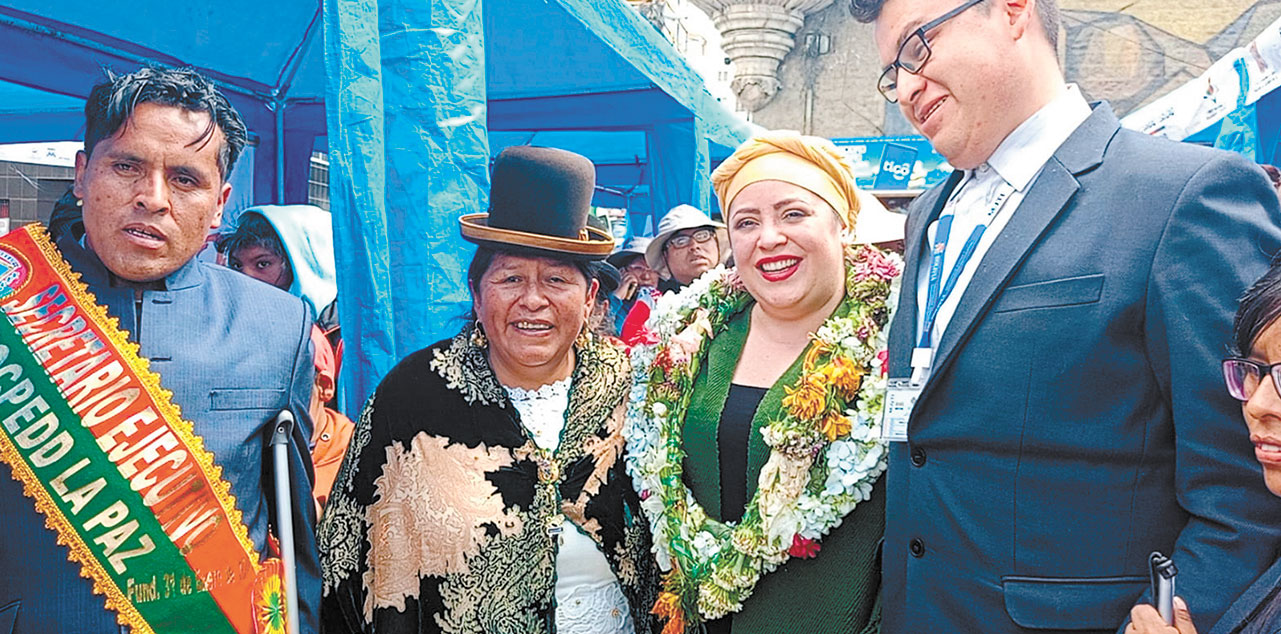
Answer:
[[910, 446, 927, 467], [910, 538, 925, 557]]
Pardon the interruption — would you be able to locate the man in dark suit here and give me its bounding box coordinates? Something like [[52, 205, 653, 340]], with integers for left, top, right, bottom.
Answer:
[[0, 67, 319, 632], [849, 0, 1281, 632]]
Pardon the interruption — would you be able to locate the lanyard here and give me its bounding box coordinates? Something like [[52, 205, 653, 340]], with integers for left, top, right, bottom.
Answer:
[[916, 179, 1014, 351]]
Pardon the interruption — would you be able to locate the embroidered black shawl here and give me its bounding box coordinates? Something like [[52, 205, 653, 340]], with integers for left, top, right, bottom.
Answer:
[[318, 328, 658, 633]]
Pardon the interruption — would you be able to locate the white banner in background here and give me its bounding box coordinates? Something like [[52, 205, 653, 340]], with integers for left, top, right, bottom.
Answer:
[[1122, 16, 1281, 140]]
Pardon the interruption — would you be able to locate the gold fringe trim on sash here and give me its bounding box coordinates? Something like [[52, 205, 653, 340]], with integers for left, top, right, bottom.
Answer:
[[0, 433, 155, 634], [26, 225, 262, 566]]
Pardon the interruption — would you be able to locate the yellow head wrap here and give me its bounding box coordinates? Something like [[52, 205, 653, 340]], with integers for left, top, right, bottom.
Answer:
[[711, 131, 860, 227]]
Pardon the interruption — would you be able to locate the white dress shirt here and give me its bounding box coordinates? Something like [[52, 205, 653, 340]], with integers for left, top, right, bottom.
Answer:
[[914, 84, 1093, 379]]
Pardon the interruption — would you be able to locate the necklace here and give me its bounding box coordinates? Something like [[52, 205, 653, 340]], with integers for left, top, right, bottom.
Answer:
[[624, 242, 901, 632]]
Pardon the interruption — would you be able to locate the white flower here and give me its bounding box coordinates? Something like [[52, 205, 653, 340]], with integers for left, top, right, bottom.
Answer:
[[626, 248, 893, 623], [693, 531, 721, 558]]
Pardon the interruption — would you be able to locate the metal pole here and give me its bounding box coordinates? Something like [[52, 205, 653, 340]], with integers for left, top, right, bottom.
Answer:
[[274, 96, 286, 204], [269, 410, 300, 634]]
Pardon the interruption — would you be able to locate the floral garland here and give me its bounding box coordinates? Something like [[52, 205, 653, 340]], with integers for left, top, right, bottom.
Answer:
[[623, 241, 901, 633]]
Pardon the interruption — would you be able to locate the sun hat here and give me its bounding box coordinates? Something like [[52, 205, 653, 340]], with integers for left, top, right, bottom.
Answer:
[[643, 204, 728, 279]]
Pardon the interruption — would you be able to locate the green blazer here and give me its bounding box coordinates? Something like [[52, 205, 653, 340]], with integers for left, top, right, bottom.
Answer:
[[681, 307, 883, 634]]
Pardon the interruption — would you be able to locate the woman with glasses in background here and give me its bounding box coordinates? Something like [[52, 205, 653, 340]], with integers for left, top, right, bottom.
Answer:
[[1129, 263, 1281, 634]]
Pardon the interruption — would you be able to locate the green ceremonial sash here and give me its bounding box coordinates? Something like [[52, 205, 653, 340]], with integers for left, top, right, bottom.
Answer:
[[0, 225, 287, 634]]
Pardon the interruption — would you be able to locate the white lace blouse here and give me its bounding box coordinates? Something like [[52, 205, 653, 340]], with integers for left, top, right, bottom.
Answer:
[[504, 378, 636, 634]]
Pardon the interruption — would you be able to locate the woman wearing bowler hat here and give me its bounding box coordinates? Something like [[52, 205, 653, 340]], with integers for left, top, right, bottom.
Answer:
[[318, 146, 658, 634]]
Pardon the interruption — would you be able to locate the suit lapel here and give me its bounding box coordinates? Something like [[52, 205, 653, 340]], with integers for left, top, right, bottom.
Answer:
[[925, 160, 1078, 385], [915, 104, 1120, 404], [888, 170, 964, 378]]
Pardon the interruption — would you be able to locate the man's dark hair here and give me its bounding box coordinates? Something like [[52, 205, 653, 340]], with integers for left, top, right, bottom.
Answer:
[[850, 0, 1060, 51], [83, 66, 248, 180], [1233, 260, 1281, 356]]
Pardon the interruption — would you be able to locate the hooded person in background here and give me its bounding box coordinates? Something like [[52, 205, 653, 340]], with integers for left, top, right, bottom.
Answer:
[[218, 205, 340, 343], [307, 327, 352, 514]]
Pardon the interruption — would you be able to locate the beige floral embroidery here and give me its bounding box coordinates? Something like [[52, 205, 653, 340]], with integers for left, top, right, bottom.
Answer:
[[557, 338, 630, 466], [435, 512, 553, 634], [362, 432, 523, 620], [429, 328, 506, 406], [320, 394, 376, 594], [613, 541, 638, 587], [562, 497, 605, 543], [320, 491, 365, 595], [578, 403, 626, 498], [562, 403, 626, 544]]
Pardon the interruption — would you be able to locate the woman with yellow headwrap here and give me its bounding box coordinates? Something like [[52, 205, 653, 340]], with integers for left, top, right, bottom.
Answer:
[[625, 131, 902, 634]]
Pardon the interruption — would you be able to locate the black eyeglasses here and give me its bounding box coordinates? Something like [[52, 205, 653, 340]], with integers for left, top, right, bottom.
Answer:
[[665, 228, 716, 251], [1223, 357, 1281, 401], [877, 0, 985, 103]]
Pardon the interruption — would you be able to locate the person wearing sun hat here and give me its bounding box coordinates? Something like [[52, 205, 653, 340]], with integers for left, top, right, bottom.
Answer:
[[604, 236, 661, 335], [608, 235, 661, 301], [624, 130, 899, 634], [645, 204, 729, 292], [319, 146, 658, 634]]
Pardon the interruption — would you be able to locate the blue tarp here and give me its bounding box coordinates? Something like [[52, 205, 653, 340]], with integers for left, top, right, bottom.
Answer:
[[0, 0, 752, 411], [328, 0, 751, 410], [0, 1, 327, 204]]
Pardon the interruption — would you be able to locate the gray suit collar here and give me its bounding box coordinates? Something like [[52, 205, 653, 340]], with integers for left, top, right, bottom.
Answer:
[[890, 103, 1119, 400], [57, 233, 206, 292]]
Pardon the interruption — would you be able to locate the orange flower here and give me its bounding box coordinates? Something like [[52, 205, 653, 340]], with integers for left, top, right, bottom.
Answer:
[[652, 592, 687, 634], [783, 373, 827, 421], [820, 412, 852, 441], [823, 355, 864, 400], [652, 591, 682, 619], [803, 341, 830, 372], [661, 612, 688, 634]]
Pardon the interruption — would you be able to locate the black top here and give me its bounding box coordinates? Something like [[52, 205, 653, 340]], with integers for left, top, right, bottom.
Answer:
[[718, 383, 770, 524], [708, 383, 770, 634]]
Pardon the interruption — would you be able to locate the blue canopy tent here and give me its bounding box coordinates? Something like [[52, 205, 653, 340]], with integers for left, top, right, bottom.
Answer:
[[0, 1, 328, 205], [0, 0, 747, 231], [484, 0, 751, 233], [325, 0, 751, 410], [0, 0, 750, 411]]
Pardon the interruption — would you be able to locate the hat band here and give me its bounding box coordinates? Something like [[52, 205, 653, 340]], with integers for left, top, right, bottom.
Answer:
[[459, 213, 614, 256]]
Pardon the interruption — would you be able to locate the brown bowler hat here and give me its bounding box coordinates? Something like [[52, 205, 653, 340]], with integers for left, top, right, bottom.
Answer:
[[460, 146, 614, 260]]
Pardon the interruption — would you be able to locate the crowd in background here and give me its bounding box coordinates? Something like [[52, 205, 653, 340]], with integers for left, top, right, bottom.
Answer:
[[13, 0, 1281, 633]]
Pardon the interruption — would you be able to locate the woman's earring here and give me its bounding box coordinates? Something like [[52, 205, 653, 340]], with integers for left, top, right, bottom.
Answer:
[[75, 198, 83, 207], [470, 320, 488, 348]]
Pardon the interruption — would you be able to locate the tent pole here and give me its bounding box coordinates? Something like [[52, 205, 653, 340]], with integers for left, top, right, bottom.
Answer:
[[275, 96, 285, 204]]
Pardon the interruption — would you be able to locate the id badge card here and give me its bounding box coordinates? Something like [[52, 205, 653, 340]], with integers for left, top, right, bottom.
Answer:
[[880, 378, 922, 443]]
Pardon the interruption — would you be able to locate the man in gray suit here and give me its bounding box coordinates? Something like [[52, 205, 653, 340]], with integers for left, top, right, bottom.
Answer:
[[850, 0, 1281, 632], [0, 67, 319, 632]]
